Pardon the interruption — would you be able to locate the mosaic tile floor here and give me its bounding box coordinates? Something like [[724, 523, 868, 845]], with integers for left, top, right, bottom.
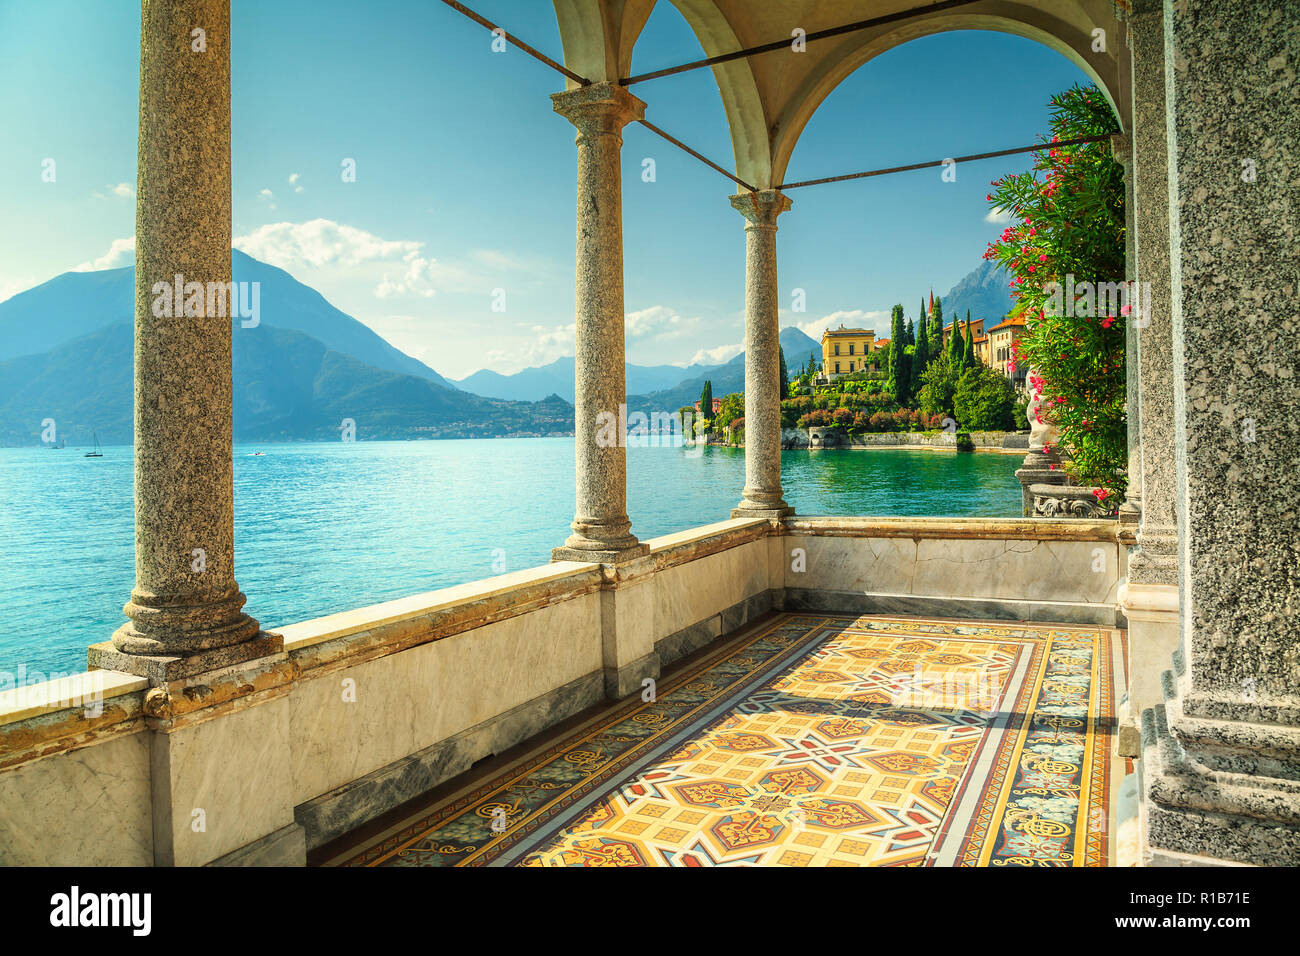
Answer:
[[327, 613, 1125, 867]]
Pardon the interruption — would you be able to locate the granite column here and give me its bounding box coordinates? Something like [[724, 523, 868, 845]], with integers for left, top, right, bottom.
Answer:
[[91, 0, 277, 680], [730, 190, 792, 519], [1115, 0, 1180, 756], [551, 82, 648, 564], [1139, 0, 1300, 865]]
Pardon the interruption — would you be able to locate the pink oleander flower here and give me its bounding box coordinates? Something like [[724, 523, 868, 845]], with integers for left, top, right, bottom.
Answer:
[[1093, 488, 1109, 500], [1039, 254, 1047, 262], [1121, 304, 1132, 315], [1102, 316, 1116, 329]]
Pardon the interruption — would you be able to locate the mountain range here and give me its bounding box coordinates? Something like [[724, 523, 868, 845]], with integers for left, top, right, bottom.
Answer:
[[938, 260, 1015, 329], [0, 253, 1003, 445]]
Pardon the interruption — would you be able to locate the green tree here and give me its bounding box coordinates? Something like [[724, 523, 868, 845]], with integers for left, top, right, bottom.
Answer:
[[948, 316, 963, 363], [677, 406, 694, 439], [984, 82, 1126, 492], [930, 296, 944, 349], [699, 380, 714, 429], [953, 365, 1017, 430], [963, 311, 976, 368], [886, 304, 910, 406], [911, 318, 928, 396], [778, 346, 790, 399], [917, 352, 961, 418], [716, 391, 745, 430]]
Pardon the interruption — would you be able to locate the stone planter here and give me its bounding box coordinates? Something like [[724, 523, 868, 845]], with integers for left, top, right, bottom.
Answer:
[[1031, 483, 1119, 518]]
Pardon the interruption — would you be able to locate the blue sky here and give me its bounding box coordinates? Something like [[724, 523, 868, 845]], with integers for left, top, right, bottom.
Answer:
[[0, 0, 1091, 379]]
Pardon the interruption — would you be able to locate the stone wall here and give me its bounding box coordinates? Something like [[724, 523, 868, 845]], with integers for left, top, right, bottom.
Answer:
[[780, 428, 1028, 450]]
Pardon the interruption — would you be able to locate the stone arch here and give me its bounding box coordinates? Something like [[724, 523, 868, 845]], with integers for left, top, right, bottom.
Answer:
[[659, 0, 774, 188], [553, 0, 658, 85], [771, 3, 1128, 185]]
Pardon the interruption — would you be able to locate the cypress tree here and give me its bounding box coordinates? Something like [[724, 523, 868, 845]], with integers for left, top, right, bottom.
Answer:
[[700, 380, 713, 428], [778, 346, 789, 399], [930, 296, 944, 353], [948, 316, 963, 363], [911, 316, 928, 396], [887, 303, 909, 404], [964, 310, 976, 368]]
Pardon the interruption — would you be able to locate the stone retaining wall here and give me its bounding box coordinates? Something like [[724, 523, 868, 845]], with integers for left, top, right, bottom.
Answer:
[[0, 514, 1121, 866]]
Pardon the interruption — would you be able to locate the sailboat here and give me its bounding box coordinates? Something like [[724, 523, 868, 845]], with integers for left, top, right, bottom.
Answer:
[[84, 431, 103, 458]]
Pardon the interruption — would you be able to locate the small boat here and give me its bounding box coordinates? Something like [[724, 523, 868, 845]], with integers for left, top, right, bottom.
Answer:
[[84, 431, 103, 458]]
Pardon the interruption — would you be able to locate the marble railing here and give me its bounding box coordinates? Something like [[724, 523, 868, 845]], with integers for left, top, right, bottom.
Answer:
[[0, 514, 1123, 866]]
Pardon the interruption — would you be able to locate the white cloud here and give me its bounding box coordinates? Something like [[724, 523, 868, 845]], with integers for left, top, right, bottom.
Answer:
[[788, 308, 890, 341], [259, 188, 273, 199], [687, 342, 744, 366], [234, 219, 422, 271], [110, 182, 134, 198], [289, 172, 303, 193], [624, 305, 697, 341], [72, 236, 136, 272], [985, 205, 1015, 224]]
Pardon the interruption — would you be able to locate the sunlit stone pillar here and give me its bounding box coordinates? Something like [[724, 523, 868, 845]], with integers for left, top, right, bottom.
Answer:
[[730, 190, 792, 519], [1115, 0, 1179, 757], [89, 0, 277, 681], [1139, 0, 1300, 865], [550, 82, 649, 564], [1112, 133, 1142, 521]]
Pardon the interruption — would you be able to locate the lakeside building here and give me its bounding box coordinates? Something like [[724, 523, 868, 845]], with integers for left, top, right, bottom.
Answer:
[[1, 0, 1293, 869], [693, 397, 723, 415], [988, 315, 1028, 386], [820, 325, 878, 378]]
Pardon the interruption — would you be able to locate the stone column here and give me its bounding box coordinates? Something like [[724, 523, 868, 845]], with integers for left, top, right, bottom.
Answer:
[[85, 0, 304, 868], [550, 82, 649, 564], [89, 0, 278, 682], [1112, 133, 1142, 521], [1115, 0, 1179, 756], [1140, 0, 1300, 865], [730, 190, 793, 519]]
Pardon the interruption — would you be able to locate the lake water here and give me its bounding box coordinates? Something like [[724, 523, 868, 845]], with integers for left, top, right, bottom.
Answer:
[[0, 438, 1023, 677]]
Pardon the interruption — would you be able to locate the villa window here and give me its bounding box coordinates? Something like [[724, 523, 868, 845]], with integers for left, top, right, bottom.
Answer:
[[849, 361, 854, 371], [834, 344, 840, 355], [849, 344, 855, 355]]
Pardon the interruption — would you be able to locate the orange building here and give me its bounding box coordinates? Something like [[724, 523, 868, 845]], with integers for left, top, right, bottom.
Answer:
[[987, 315, 1027, 386]]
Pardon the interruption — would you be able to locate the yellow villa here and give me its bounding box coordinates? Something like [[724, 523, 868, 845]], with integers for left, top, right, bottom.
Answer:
[[820, 325, 878, 377]]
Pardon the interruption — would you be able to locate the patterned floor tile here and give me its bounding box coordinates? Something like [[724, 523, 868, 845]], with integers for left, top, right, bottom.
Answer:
[[331, 613, 1119, 867]]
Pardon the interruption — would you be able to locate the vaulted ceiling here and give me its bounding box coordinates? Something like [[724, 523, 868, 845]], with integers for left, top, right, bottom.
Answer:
[[552, 0, 1130, 188]]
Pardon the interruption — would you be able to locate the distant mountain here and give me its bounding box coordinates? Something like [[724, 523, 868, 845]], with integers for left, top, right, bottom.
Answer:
[[626, 326, 820, 415], [455, 354, 725, 403], [0, 250, 456, 388], [939, 260, 1015, 329], [0, 321, 571, 446]]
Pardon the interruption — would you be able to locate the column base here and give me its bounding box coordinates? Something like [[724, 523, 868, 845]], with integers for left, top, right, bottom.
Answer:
[[731, 505, 793, 520], [1116, 581, 1179, 757], [87, 630, 284, 683], [552, 542, 650, 566], [1140, 700, 1300, 865]]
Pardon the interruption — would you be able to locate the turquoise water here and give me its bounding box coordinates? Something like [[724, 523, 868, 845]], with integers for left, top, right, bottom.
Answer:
[[0, 438, 1022, 677]]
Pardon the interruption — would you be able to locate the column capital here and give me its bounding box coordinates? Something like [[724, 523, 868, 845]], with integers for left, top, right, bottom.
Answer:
[[729, 189, 791, 228], [551, 81, 645, 137], [1110, 132, 1132, 168]]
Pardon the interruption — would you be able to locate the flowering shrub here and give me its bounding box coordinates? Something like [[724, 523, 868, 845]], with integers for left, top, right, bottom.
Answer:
[[797, 409, 833, 428], [832, 407, 855, 427], [984, 83, 1127, 494]]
